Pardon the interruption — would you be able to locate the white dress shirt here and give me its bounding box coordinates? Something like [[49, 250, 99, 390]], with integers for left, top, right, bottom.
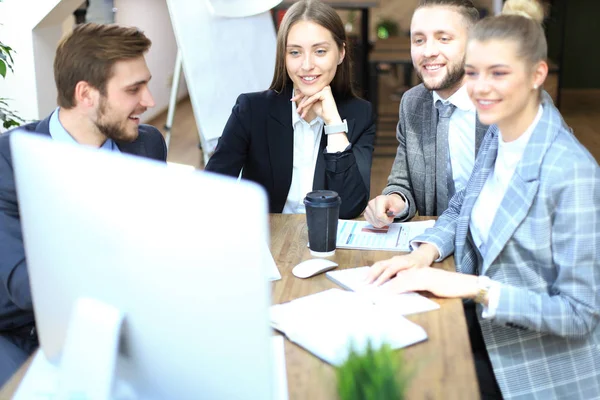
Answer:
[[282, 96, 324, 214], [470, 104, 543, 318], [433, 84, 477, 194]]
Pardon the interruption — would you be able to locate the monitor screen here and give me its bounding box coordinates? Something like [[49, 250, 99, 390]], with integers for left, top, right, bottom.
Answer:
[[11, 131, 274, 399]]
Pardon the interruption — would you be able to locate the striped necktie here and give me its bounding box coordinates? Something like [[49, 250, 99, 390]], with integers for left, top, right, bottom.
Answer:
[[435, 100, 456, 214]]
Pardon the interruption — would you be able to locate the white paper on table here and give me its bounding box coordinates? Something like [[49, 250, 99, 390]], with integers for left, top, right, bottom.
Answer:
[[266, 243, 282, 281], [270, 289, 428, 366], [271, 335, 288, 400], [326, 266, 440, 316], [13, 351, 58, 400], [336, 220, 435, 251]]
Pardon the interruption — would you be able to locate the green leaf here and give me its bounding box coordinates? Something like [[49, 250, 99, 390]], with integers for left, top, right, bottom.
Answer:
[[0, 59, 6, 78], [336, 340, 408, 400], [3, 119, 20, 129]]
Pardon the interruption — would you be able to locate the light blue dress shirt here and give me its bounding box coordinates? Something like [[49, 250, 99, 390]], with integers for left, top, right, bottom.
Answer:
[[49, 107, 120, 153]]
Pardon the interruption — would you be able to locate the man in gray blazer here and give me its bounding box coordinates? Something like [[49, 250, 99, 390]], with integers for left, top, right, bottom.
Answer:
[[0, 23, 166, 386], [365, 0, 488, 227]]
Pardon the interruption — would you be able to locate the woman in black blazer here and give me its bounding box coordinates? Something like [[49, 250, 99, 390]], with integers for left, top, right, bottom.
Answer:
[[205, 0, 375, 219]]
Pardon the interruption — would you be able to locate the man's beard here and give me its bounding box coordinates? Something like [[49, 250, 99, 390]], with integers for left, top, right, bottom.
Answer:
[[417, 57, 466, 93], [94, 96, 138, 143]]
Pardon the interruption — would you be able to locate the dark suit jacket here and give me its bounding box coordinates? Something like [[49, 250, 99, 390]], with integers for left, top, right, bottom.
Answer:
[[382, 84, 488, 220], [0, 114, 167, 334], [205, 87, 375, 219]]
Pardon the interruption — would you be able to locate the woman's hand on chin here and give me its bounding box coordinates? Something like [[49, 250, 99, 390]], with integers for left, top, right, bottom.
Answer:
[[294, 86, 342, 125]]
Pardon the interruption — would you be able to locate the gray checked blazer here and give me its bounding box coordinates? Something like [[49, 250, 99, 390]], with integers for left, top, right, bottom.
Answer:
[[382, 83, 488, 220], [415, 100, 600, 399]]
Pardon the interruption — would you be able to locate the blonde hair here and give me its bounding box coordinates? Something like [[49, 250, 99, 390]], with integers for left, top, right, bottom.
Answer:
[[470, 0, 547, 67], [502, 0, 545, 23]]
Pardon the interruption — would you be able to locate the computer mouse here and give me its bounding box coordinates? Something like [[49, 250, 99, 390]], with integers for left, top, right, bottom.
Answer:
[[292, 259, 338, 279]]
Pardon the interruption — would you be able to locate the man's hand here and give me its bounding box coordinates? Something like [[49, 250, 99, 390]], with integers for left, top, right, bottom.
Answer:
[[364, 194, 406, 228]]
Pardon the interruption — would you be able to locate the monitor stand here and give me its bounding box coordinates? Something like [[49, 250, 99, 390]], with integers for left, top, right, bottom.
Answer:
[[57, 297, 126, 399]]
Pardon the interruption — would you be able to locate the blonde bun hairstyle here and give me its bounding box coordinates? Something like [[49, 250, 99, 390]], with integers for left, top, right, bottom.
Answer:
[[470, 0, 547, 68], [502, 0, 545, 24]]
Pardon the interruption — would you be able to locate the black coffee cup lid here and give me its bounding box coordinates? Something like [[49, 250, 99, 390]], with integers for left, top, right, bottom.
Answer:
[[304, 190, 340, 205]]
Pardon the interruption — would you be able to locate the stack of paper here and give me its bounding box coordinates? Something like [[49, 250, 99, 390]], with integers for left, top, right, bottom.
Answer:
[[336, 220, 435, 251], [270, 289, 428, 366], [326, 267, 440, 316]]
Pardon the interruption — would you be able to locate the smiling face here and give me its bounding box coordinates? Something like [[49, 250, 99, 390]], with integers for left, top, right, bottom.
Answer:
[[465, 39, 546, 136], [285, 20, 345, 97], [93, 56, 155, 142], [410, 6, 470, 99]]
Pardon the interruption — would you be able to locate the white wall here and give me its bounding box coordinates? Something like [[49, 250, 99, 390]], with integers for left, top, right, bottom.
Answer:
[[0, 0, 186, 125], [0, 0, 82, 123], [115, 0, 188, 123]]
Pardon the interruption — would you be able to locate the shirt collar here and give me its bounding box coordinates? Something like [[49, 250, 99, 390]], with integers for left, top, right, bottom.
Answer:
[[432, 84, 475, 112], [49, 107, 78, 144], [291, 89, 324, 128], [49, 107, 119, 152], [498, 104, 544, 150]]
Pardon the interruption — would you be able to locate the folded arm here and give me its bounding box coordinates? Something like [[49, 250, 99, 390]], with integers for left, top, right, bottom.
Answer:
[[322, 102, 375, 219], [381, 102, 416, 222]]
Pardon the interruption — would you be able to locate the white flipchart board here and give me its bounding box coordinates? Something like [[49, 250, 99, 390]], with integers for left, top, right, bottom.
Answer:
[[166, 0, 281, 163]]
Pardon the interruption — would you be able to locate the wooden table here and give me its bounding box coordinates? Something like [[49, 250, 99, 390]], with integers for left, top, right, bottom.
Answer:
[[1, 214, 479, 400], [270, 214, 479, 400]]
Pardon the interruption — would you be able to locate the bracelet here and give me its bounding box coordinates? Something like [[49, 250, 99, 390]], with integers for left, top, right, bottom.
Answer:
[[324, 119, 348, 135], [474, 276, 492, 304]]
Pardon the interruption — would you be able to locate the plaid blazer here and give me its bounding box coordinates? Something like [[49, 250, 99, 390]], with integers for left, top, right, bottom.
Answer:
[[382, 84, 488, 220], [415, 101, 600, 399]]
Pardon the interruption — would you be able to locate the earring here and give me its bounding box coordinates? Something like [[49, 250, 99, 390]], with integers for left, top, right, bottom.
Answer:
[[533, 84, 538, 90]]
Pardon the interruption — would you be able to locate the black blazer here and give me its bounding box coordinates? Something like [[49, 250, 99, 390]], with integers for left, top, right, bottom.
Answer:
[[0, 115, 166, 332], [205, 87, 375, 219]]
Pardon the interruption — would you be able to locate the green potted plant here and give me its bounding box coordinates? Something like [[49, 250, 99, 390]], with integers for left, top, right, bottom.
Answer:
[[0, 8, 24, 129], [337, 341, 410, 400], [376, 18, 400, 40]]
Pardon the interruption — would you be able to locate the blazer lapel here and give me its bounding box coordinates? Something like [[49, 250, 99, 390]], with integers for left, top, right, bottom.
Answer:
[[422, 95, 437, 215], [456, 126, 500, 257], [482, 106, 556, 270], [313, 126, 327, 190], [474, 116, 488, 155], [267, 88, 294, 207]]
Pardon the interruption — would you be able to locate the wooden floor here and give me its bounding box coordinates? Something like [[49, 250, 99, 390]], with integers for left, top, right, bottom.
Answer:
[[150, 77, 600, 200]]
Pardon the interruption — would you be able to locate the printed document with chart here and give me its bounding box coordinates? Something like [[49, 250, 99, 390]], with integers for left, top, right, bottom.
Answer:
[[336, 220, 435, 251]]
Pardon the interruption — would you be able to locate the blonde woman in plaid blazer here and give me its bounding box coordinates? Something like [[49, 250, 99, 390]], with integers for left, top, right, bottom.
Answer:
[[366, 1, 600, 399]]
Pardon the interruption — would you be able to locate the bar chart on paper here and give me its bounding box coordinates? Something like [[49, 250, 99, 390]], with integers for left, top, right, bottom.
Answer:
[[336, 220, 435, 251]]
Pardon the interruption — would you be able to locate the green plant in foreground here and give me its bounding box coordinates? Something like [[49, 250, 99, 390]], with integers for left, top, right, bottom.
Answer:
[[337, 341, 409, 400]]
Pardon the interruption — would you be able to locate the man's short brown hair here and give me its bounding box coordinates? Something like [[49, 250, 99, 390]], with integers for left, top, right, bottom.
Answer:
[[417, 0, 480, 26], [54, 23, 151, 109]]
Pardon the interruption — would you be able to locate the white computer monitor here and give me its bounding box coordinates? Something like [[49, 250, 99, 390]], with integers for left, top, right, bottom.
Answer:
[[10, 132, 274, 399]]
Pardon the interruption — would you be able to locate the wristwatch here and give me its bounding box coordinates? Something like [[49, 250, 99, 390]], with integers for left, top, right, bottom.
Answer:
[[324, 119, 348, 135], [474, 276, 492, 304]]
